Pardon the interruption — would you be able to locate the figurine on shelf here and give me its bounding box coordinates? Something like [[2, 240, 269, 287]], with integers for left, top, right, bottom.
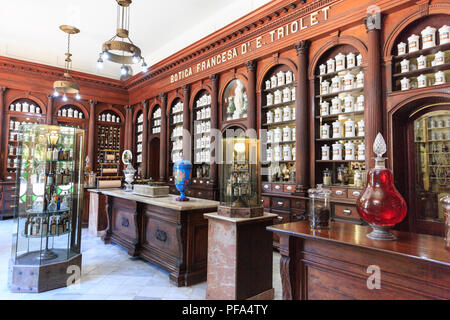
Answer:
[[281, 164, 290, 182], [227, 96, 235, 120], [233, 80, 245, 119]]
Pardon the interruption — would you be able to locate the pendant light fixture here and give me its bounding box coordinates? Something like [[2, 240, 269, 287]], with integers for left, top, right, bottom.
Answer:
[[98, 0, 147, 76], [53, 25, 82, 101]]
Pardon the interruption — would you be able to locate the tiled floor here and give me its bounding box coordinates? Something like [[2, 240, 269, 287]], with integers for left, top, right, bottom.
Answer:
[[0, 219, 282, 300]]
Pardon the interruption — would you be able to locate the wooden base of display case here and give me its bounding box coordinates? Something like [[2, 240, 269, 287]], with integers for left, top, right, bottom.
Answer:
[[0, 181, 15, 220], [8, 253, 82, 293], [217, 205, 264, 218]]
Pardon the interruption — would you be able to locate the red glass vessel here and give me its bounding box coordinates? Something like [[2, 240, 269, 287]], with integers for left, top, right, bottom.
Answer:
[[356, 133, 407, 240]]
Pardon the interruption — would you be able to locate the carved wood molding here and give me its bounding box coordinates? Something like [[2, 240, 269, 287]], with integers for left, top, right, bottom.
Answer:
[[280, 255, 293, 300], [294, 40, 311, 55]]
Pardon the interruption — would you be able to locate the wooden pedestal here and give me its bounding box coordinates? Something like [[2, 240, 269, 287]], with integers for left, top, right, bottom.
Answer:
[[204, 212, 276, 300]]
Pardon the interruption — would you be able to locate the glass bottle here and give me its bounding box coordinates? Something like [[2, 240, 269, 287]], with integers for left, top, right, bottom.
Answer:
[[307, 185, 332, 229]]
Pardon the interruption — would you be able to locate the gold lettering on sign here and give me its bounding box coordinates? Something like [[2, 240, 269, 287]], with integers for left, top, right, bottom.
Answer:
[[170, 4, 332, 83]]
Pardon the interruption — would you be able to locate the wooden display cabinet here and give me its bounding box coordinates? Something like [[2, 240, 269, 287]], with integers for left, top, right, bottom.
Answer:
[[168, 98, 184, 194], [148, 105, 161, 181], [134, 109, 144, 177]]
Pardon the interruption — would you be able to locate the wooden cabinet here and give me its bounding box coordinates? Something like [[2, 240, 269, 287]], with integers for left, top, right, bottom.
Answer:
[[0, 181, 14, 220]]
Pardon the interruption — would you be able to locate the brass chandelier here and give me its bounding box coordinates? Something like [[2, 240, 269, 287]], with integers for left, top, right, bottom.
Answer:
[[97, 0, 147, 76], [53, 25, 81, 101]]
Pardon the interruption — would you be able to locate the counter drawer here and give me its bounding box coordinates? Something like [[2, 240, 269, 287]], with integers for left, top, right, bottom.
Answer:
[[334, 204, 358, 220], [291, 199, 306, 211], [144, 215, 179, 257], [272, 184, 283, 192], [272, 210, 290, 224], [348, 188, 363, 199], [331, 187, 347, 199], [262, 183, 271, 192], [271, 197, 290, 210], [284, 184, 296, 193]]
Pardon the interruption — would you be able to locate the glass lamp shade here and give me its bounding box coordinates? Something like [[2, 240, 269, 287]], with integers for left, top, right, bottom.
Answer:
[[356, 133, 407, 240]]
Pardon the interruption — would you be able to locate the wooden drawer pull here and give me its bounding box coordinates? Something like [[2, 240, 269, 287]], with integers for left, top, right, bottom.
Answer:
[[274, 185, 281, 190], [287, 186, 293, 190], [335, 190, 344, 195], [277, 216, 283, 221], [343, 209, 352, 216], [352, 191, 361, 197], [263, 185, 269, 189], [277, 201, 284, 206]]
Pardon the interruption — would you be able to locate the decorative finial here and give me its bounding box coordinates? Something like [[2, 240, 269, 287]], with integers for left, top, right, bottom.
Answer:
[[373, 132, 387, 168]]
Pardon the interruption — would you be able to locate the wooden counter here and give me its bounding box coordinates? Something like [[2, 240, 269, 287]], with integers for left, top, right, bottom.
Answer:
[[98, 189, 219, 286], [267, 221, 450, 300]]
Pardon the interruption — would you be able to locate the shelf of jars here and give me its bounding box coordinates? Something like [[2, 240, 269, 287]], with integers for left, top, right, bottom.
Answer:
[[315, 50, 367, 193], [394, 25, 449, 92], [151, 107, 161, 135], [193, 93, 211, 180], [169, 100, 184, 177], [96, 112, 122, 177], [135, 111, 144, 171]]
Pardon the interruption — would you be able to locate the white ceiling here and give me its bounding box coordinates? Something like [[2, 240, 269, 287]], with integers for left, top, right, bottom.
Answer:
[[0, 0, 272, 80]]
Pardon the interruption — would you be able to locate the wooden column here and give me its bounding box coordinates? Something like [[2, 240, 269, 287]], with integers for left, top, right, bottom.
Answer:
[[209, 74, 219, 187], [88, 100, 97, 170], [141, 100, 149, 178], [125, 105, 133, 151], [294, 40, 310, 194], [159, 93, 168, 182], [182, 84, 191, 161], [365, 14, 383, 165], [46, 94, 53, 125], [0, 87, 6, 179], [246, 60, 257, 130]]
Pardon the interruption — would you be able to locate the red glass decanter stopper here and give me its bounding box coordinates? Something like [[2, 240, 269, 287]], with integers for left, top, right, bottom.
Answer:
[[356, 133, 407, 240]]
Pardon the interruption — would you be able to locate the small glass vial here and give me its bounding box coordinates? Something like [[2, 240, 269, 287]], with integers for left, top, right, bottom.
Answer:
[[327, 58, 335, 74], [357, 143, 366, 160], [344, 119, 356, 137], [400, 77, 410, 90], [421, 26, 436, 49], [332, 120, 343, 138], [397, 42, 407, 56], [417, 55, 427, 69], [439, 25, 450, 45], [408, 34, 420, 53], [400, 59, 410, 73], [321, 144, 330, 160], [321, 123, 330, 139], [335, 53, 346, 71], [332, 142, 343, 160], [346, 52, 356, 68], [321, 101, 330, 116]]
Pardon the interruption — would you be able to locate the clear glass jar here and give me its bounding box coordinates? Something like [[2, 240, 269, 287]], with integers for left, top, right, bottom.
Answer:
[[308, 184, 331, 229]]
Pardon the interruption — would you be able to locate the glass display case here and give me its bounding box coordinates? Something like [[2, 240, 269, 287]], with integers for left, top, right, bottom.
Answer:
[[218, 131, 263, 218], [9, 124, 85, 293]]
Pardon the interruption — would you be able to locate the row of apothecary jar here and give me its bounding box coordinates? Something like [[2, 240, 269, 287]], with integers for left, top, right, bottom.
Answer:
[[320, 94, 365, 115], [322, 142, 365, 161], [136, 124, 144, 133], [267, 106, 295, 124], [172, 140, 183, 151], [153, 119, 161, 126], [9, 120, 38, 132], [267, 126, 296, 143], [399, 51, 446, 73], [136, 143, 143, 153], [173, 101, 184, 114], [195, 121, 211, 134], [319, 52, 363, 75], [265, 71, 295, 89], [137, 134, 142, 143], [9, 102, 41, 114], [196, 107, 211, 120], [196, 135, 210, 149], [152, 127, 161, 134], [153, 108, 161, 119], [196, 95, 212, 107], [172, 151, 182, 163], [136, 154, 142, 163], [266, 87, 296, 106], [397, 25, 450, 56], [57, 108, 84, 119], [429, 131, 450, 141], [195, 150, 211, 164], [400, 71, 446, 90], [172, 126, 183, 138], [173, 113, 184, 124], [137, 113, 144, 123], [321, 119, 365, 139], [98, 113, 121, 123], [322, 166, 367, 188], [428, 117, 450, 128], [321, 71, 364, 94], [266, 144, 296, 162]]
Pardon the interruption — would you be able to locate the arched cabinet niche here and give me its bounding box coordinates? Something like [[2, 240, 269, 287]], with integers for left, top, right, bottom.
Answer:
[[222, 79, 248, 122], [168, 97, 184, 179], [133, 108, 144, 176]]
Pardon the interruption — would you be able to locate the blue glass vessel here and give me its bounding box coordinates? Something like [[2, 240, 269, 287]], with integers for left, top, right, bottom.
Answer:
[[174, 158, 192, 201]]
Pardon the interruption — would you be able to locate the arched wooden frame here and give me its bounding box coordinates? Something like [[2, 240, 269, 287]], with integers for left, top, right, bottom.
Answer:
[[218, 72, 248, 125], [221, 123, 247, 133], [148, 99, 162, 121], [132, 104, 143, 124], [167, 93, 184, 116], [95, 104, 126, 123], [383, 7, 450, 59], [6, 93, 47, 115], [189, 84, 212, 111], [308, 35, 368, 80], [256, 57, 298, 94], [54, 101, 90, 120]]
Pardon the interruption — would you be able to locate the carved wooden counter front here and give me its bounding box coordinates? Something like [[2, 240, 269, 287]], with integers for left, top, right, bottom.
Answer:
[[267, 221, 450, 300], [99, 189, 219, 287]]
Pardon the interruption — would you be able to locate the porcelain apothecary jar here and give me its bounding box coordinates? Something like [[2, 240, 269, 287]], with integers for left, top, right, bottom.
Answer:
[[319, 64, 326, 75], [283, 126, 292, 142], [112, 114, 116, 122], [439, 25, 450, 45], [9, 104, 14, 111], [277, 71, 285, 86], [57, 109, 62, 117], [285, 71, 293, 84], [331, 76, 342, 93], [265, 80, 271, 90], [356, 71, 364, 88], [397, 42, 407, 56], [346, 52, 356, 68], [321, 101, 330, 116], [332, 120, 343, 138], [266, 147, 273, 162], [434, 51, 445, 65], [283, 105, 291, 121], [15, 103, 21, 112], [356, 95, 365, 111], [435, 71, 446, 85], [271, 75, 278, 88], [274, 145, 282, 161], [267, 129, 273, 143], [266, 93, 274, 106], [357, 143, 366, 161], [400, 59, 410, 73], [344, 72, 355, 90], [331, 97, 342, 114], [283, 145, 292, 161], [344, 95, 355, 113], [274, 107, 282, 123], [35, 106, 40, 114], [321, 123, 330, 139], [74, 110, 79, 118], [292, 147, 296, 161], [344, 141, 356, 160], [344, 119, 356, 138], [106, 112, 111, 122], [291, 87, 296, 101], [266, 110, 274, 124], [321, 80, 330, 95], [282, 87, 291, 102], [417, 55, 427, 69], [357, 119, 365, 137], [408, 34, 420, 53], [417, 74, 427, 88], [274, 127, 282, 143], [357, 54, 363, 66], [332, 142, 343, 160], [421, 26, 436, 49], [274, 90, 282, 104], [321, 144, 330, 160], [22, 102, 29, 113], [291, 107, 296, 120], [335, 53, 346, 71], [400, 77, 410, 90], [30, 104, 36, 113], [62, 108, 68, 117], [327, 58, 335, 73]]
